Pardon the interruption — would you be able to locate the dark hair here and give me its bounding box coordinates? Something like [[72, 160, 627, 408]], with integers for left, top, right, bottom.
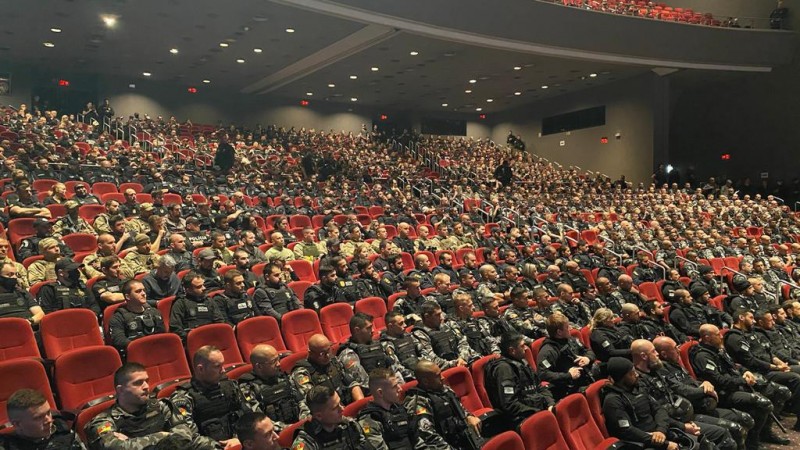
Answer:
[[385, 310, 404, 324], [307, 385, 336, 414], [419, 300, 441, 317], [355, 258, 372, 272], [500, 332, 524, 356], [733, 308, 752, 322], [100, 255, 120, 270], [368, 367, 394, 393], [121, 279, 143, 296], [6, 389, 48, 419], [235, 411, 267, 443], [318, 264, 335, 278], [182, 271, 204, 289], [192, 345, 220, 367], [224, 269, 243, 285], [114, 362, 147, 387], [349, 312, 373, 333]]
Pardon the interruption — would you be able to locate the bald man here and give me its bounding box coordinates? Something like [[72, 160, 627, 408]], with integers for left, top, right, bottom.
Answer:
[[238, 345, 308, 432], [290, 334, 364, 406], [631, 339, 737, 450]]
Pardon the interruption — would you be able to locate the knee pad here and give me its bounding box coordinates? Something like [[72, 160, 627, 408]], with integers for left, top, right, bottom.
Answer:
[[754, 395, 774, 412], [719, 436, 738, 450], [735, 411, 755, 431]]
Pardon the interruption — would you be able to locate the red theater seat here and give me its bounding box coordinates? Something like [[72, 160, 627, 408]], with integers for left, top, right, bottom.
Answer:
[[320, 303, 354, 343], [521, 410, 571, 450], [555, 393, 619, 450], [126, 333, 191, 396], [0, 318, 41, 362], [39, 309, 103, 359], [482, 431, 525, 450], [186, 324, 243, 369], [55, 346, 122, 410], [354, 297, 388, 331], [0, 359, 55, 425], [470, 354, 499, 408], [281, 309, 323, 353], [236, 316, 289, 362], [442, 366, 492, 415]]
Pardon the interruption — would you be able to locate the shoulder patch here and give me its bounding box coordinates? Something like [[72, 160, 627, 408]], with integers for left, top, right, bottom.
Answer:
[[415, 405, 428, 415], [618, 419, 630, 428], [95, 421, 113, 435], [292, 442, 305, 450], [298, 375, 310, 385]]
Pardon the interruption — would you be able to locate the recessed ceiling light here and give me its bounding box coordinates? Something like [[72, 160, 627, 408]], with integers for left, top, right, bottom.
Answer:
[[169, 48, 179, 54], [476, 108, 483, 111], [328, 83, 335, 88], [43, 42, 55, 48], [128, 84, 136, 89], [541, 85, 549, 89], [350, 97, 358, 102], [465, 90, 472, 93], [236, 59, 245, 63], [349, 75, 357, 80], [142, 72, 151, 77], [202, 79, 211, 84], [442, 103, 448, 107], [409, 51, 419, 56], [486, 99, 493, 102], [285, 28, 295, 33], [513, 66, 522, 70], [514, 92, 521, 96], [589, 73, 598, 77], [306, 92, 313, 96], [100, 14, 118, 28], [253, 48, 263, 53], [50, 28, 62, 33], [371, 67, 379, 72], [219, 42, 229, 48], [469, 79, 477, 84]]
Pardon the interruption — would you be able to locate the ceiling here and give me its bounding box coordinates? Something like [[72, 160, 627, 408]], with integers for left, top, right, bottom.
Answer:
[[0, 0, 654, 112]]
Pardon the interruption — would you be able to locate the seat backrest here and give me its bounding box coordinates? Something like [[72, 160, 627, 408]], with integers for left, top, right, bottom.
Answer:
[[555, 393, 607, 450], [157, 296, 176, 330], [278, 419, 309, 449], [482, 431, 525, 450], [236, 316, 288, 362], [354, 297, 388, 331], [342, 396, 372, 418], [530, 337, 546, 362], [680, 340, 699, 378], [287, 281, 313, 300], [584, 380, 610, 437], [102, 303, 125, 344], [126, 333, 191, 388], [287, 260, 316, 282], [75, 399, 116, 443], [186, 324, 243, 367], [62, 233, 98, 253], [638, 281, 663, 302], [471, 354, 499, 408], [319, 303, 355, 343], [281, 310, 323, 353], [39, 309, 103, 359], [0, 318, 41, 362], [0, 359, 56, 425], [442, 366, 485, 414], [521, 410, 570, 450], [8, 218, 36, 246], [55, 346, 122, 410]]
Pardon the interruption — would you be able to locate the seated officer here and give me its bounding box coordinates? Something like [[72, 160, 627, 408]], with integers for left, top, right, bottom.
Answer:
[[169, 272, 225, 341], [668, 288, 710, 338], [537, 312, 596, 401], [503, 286, 547, 344], [379, 311, 421, 380], [171, 345, 248, 446], [639, 300, 686, 343], [357, 368, 424, 450], [291, 385, 371, 450], [303, 265, 341, 313], [108, 280, 165, 354], [253, 263, 302, 323], [589, 308, 633, 363], [404, 360, 484, 450], [0, 261, 44, 326], [86, 362, 217, 449], [411, 300, 472, 370], [485, 332, 554, 429], [91, 256, 127, 308], [291, 334, 365, 406], [338, 313, 406, 391], [37, 257, 100, 316], [238, 345, 308, 433], [449, 292, 498, 357], [234, 412, 280, 450], [215, 269, 258, 326], [0, 388, 85, 449]]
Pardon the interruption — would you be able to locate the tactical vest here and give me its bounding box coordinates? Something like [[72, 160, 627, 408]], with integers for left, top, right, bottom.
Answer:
[[55, 285, 85, 310], [415, 326, 458, 360], [117, 307, 161, 340], [239, 373, 300, 424], [486, 358, 542, 406], [179, 380, 239, 441], [261, 284, 295, 314], [339, 340, 389, 373], [0, 291, 29, 319], [218, 292, 255, 324], [382, 333, 418, 370], [113, 400, 167, 437], [295, 359, 351, 404], [407, 388, 465, 443], [457, 319, 492, 356], [184, 297, 216, 329], [0, 419, 79, 450], [358, 403, 414, 450], [301, 420, 366, 450]]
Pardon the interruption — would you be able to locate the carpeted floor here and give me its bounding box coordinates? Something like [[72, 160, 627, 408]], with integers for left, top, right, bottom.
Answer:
[[762, 415, 799, 450]]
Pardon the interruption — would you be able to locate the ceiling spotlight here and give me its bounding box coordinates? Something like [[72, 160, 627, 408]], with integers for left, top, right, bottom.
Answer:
[[541, 85, 549, 89], [100, 14, 118, 28], [128, 84, 136, 89], [513, 66, 521, 70], [514, 92, 521, 96], [253, 48, 263, 53], [349, 75, 357, 80], [328, 83, 335, 88], [142, 72, 151, 77], [469, 79, 477, 84], [589, 73, 598, 77], [43, 42, 55, 48], [350, 97, 358, 102], [169, 48, 179, 54], [409, 51, 419, 56], [306, 92, 313, 96], [441, 103, 448, 107], [465, 90, 472, 93], [476, 108, 483, 111], [50, 28, 62, 33], [486, 99, 493, 102], [236, 59, 245, 63], [219, 42, 229, 48], [202, 79, 211, 84], [371, 67, 379, 72], [285, 28, 295, 33]]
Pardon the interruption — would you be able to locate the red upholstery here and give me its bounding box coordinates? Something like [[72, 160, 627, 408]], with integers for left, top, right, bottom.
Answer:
[[638, 281, 663, 303], [0, 359, 55, 425], [680, 340, 699, 378], [90, 182, 118, 196], [399, 252, 414, 271], [119, 183, 144, 194], [531, 337, 546, 362], [287, 281, 313, 300], [157, 296, 176, 330], [278, 419, 308, 449], [281, 309, 323, 353], [75, 399, 116, 443], [342, 396, 372, 417], [39, 309, 103, 359], [55, 346, 122, 410], [354, 297, 388, 331], [320, 303, 354, 343], [470, 354, 499, 408], [482, 431, 525, 450], [555, 393, 619, 450], [225, 363, 253, 381], [442, 366, 492, 416], [521, 410, 570, 450], [280, 350, 308, 374], [102, 303, 125, 344], [236, 316, 288, 362], [126, 333, 191, 395], [78, 204, 106, 221], [0, 318, 41, 362], [585, 380, 610, 437], [287, 259, 316, 282], [62, 233, 98, 253], [186, 324, 243, 368], [8, 218, 36, 247]]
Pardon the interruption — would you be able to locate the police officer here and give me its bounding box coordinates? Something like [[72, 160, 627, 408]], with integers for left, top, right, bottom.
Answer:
[[353, 259, 385, 300], [690, 324, 786, 449], [291, 385, 371, 450], [252, 263, 302, 323], [379, 311, 420, 380], [303, 265, 342, 313], [594, 277, 626, 316], [169, 272, 225, 341], [551, 283, 592, 328], [235, 412, 280, 450], [728, 279, 759, 313], [503, 286, 547, 343], [378, 254, 405, 297], [91, 256, 126, 308], [17, 218, 73, 261], [449, 293, 496, 357], [238, 345, 308, 432], [404, 360, 484, 450], [357, 368, 425, 450], [661, 269, 684, 302], [1, 388, 86, 449], [215, 270, 258, 326], [338, 313, 406, 391], [86, 362, 217, 449], [292, 334, 365, 406], [392, 275, 430, 326], [37, 257, 100, 316], [631, 340, 738, 450], [589, 308, 633, 363], [170, 345, 248, 446], [330, 255, 360, 305], [537, 312, 596, 401], [0, 261, 44, 325], [640, 300, 687, 343], [691, 285, 733, 329], [195, 249, 223, 291], [412, 300, 472, 369], [486, 332, 555, 429], [108, 280, 164, 354]]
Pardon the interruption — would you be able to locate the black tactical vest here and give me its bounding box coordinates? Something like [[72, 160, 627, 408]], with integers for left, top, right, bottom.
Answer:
[[415, 326, 458, 360], [261, 285, 295, 314], [339, 340, 389, 373], [117, 307, 162, 340], [382, 332, 419, 370], [113, 400, 167, 437], [179, 380, 239, 441], [295, 359, 351, 404], [301, 420, 367, 450], [0, 291, 28, 319], [358, 403, 414, 450], [238, 373, 301, 424]]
